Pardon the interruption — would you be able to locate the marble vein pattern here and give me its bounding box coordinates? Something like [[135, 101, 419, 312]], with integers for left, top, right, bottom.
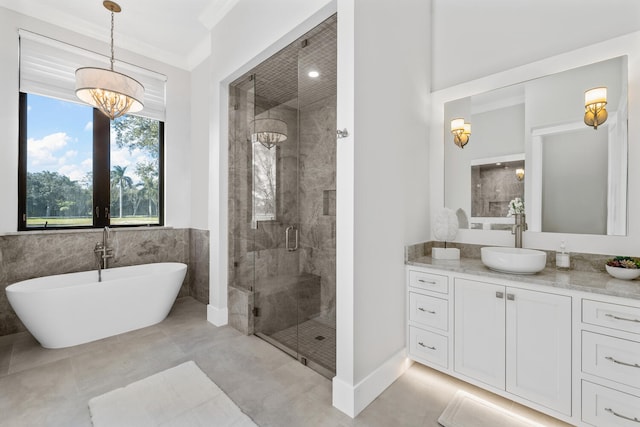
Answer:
[[406, 241, 640, 300]]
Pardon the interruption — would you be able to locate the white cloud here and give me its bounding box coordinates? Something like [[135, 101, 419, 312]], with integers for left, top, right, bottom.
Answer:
[[84, 121, 93, 132], [27, 132, 70, 168], [58, 164, 89, 182]]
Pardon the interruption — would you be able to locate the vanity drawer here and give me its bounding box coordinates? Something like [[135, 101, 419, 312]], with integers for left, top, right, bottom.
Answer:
[[582, 331, 640, 390], [409, 326, 448, 369], [583, 299, 640, 335], [408, 270, 448, 294], [409, 293, 448, 331], [582, 381, 640, 427]]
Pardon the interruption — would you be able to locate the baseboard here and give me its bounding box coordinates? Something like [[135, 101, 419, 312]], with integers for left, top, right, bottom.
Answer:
[[332, 348, 411, 418], [206, 304, 228, 326]]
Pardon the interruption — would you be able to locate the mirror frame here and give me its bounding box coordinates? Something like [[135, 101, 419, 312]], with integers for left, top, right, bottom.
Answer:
[[429, 31, 640, 254]]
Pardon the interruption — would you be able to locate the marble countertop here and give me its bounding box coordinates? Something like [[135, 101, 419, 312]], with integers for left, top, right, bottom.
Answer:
[[407, 256, 640, 301]]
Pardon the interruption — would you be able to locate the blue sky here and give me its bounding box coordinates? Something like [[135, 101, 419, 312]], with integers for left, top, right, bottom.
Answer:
[[27, 94, 152, 185]]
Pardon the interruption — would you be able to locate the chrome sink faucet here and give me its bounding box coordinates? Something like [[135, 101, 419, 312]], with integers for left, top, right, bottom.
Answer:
[[94, 226, 113, 281], [512, 213, 528, 248]]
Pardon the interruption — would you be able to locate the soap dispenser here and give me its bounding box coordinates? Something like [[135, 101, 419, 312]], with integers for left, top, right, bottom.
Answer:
[[556, 240, 570, 270]]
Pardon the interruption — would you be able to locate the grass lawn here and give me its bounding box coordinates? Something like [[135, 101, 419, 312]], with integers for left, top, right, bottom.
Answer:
[[27, 216, 159, 227]]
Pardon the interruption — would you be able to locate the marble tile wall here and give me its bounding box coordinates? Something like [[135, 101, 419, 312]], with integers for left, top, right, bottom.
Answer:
[[299, 95, 337, 323], [0, 227, 209, 336], [227, 59, 336, 337]]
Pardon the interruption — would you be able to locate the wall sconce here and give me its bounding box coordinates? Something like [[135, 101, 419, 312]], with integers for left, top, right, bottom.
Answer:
[[515, 168, 525, 181], [584, 87, 607, 130], [451, 118, 471, 148]]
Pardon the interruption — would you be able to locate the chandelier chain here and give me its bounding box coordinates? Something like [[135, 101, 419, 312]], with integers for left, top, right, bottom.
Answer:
[[110, 9, 115, 70]]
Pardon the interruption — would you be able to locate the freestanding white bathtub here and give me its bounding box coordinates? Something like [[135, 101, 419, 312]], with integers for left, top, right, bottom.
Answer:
[[5, 262, 187, 349]]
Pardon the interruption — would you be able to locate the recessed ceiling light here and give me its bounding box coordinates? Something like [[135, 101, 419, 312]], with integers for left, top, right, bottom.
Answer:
[[308, 70, 320, 78]]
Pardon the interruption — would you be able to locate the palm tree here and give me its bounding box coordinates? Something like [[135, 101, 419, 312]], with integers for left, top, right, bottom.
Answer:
[[110, 165, 133, 218], [136, 161, 159, 217]]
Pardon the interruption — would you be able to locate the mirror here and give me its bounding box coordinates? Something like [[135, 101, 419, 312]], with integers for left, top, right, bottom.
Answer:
[[444, 56, 628, 236]]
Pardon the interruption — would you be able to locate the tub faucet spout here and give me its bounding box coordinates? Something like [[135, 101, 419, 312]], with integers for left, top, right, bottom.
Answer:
[[94, 226, 113, 281]]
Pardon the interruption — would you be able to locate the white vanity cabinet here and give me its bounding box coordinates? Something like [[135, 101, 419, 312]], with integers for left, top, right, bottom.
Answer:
[[407, 265, 575, 424], [407, 270, 451, 370], [454, 277, 572, 415], [580, 297, 640, 427]]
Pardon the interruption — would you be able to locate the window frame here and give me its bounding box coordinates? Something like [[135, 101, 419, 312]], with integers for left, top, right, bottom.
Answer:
[[18, 92, 165, 231]]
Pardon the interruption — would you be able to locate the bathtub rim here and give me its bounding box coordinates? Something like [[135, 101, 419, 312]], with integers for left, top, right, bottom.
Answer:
[[5, 262, 187, 293]]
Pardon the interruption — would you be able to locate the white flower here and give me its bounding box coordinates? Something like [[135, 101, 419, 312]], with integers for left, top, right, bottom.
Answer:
[[507, 197, 524, 217]]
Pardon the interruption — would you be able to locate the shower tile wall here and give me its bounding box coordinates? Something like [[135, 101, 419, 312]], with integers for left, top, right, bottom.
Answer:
[[0, 227, 209, 336], [228, 79, 309, 334], [299, 95, 337, 325]]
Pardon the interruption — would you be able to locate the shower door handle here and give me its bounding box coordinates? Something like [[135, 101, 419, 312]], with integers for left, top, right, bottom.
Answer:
[[285, 226, 299, 252]]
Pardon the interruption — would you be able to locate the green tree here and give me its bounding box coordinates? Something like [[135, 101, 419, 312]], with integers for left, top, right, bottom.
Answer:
[[26, 171, 91, 219], [136, 161, 159, 216], [111, 165, 133, 218], [112, 116, 160, 159]]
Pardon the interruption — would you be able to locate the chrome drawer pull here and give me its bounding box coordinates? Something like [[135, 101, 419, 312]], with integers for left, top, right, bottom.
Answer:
[[605, 356, 640, 369], [606, 313, 640, 323], [418, 342, 436, 350], [418, 307, 436, 314], [418, 279, 437, 285], [605, 407, 640, 423]]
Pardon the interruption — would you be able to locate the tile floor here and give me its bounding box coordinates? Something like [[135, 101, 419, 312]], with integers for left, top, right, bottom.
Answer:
[[0, 297, 573, 426], [269, 319, 336, 374]]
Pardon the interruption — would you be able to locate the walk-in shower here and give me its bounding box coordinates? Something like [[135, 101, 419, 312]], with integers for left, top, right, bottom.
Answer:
[[227, 15, 337, 378]]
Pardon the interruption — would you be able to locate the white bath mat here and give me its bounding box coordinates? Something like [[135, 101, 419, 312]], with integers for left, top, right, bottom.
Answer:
[[89, 361, 257, 427], [438, 390, 544, 427]]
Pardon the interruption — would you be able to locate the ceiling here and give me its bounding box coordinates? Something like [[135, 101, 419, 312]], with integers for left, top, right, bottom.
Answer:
[[0, 0, 236, 70], [234, 14, 337, 109]]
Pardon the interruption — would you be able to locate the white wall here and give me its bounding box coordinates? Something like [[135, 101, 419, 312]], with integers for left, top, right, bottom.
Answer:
[[0, 6, 192, 233], [332, 0, 431, 416], [432, 0, 640, 90], [190, 56, 211, 230]]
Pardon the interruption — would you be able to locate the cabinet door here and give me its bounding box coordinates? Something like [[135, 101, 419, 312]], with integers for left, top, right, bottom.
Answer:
[[506, 288, 572, 416], [454, 278, 506, 389]]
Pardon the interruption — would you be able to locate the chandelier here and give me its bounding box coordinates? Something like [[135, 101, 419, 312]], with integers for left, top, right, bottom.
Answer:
[[251, 114, 288, 150], [75, 1, 144, 120]]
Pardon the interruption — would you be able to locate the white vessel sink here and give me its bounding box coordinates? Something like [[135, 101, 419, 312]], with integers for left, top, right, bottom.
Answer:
[[480, 247, 547, 275]]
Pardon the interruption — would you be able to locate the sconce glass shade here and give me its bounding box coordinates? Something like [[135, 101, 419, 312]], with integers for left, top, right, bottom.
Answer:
[[516, 168, 525, 181], [251, 118, 288, 149], [75, 67, 144, 120], [584, 87, 608, 129], [451, 118, 465, 132], [451, 118, 471, 148]]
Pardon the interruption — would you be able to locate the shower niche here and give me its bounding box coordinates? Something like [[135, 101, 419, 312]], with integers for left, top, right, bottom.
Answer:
[[227, 15, 337, 378]]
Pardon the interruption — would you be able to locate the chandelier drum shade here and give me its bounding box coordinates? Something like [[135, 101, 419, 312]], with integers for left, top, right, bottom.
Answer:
[[251, 117, 288, 149], [75, 1, 144, 120]]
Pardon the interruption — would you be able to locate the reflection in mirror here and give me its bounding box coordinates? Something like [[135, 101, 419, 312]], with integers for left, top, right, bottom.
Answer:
[[444, 56, 628, 236], [470, 154, 524, 230]]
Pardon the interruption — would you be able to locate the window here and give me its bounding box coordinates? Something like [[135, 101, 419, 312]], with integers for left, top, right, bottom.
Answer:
[[17, 29, 167, 230], [18, 93, 164, 229]]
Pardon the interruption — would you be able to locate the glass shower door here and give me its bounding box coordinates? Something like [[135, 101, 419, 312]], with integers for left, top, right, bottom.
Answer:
[[238, 14, 337, 379]]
